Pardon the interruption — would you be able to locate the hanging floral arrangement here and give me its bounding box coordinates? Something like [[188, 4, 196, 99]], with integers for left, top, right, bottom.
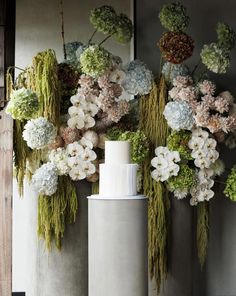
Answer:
[[139, 1, 236, 294], [5, 5, 153, 249]]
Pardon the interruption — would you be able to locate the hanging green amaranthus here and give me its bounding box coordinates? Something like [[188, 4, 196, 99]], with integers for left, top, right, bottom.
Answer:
[[140, 77, 170, 293]]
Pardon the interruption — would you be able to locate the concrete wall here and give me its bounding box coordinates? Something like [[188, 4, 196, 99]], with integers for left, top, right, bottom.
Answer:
[[136, 1, 236, 296], [13, 0, 132, 294]]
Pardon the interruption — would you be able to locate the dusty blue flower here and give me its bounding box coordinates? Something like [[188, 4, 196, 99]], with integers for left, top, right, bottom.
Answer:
[[122, 60, 153, 95], [65, 41, 85, 66], [162, 62, 189, 83], [163, 101, 195, 130], [200, 43, 230, 74]]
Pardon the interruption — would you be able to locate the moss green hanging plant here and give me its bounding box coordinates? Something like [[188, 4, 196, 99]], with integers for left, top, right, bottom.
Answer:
[[139, 76, 170, 293], [10, 49, 78, 249], [197, 202, 209, 268]]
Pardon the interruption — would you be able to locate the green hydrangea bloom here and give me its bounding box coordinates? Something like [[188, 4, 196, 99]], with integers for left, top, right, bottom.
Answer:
[[119, 130, 149, 164], [106, 126, 123, 141], [80, 45, 112, 77], [200, 43, 230, 74], [159, 2, 190, 32], [167, 164, 196, 191], [6, 87, 39, 121], [167, 130, 192, 160], [90, 5, 118, 35], [216, 22, 236, 51], [114, 13, 133, 44], [224, 167, 236, 201]]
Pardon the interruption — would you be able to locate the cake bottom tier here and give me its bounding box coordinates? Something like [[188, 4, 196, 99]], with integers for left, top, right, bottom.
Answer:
[[88, 198, 148, 296]]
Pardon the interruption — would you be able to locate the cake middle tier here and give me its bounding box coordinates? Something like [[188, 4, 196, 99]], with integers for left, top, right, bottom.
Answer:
[[99, 163, 138, 196]]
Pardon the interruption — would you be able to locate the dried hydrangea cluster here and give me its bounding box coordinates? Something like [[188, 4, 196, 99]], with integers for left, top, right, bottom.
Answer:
[[158, 32, 194, 64]]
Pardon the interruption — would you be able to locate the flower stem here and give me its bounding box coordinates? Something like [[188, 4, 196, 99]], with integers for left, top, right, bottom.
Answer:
[[60, 0, 67, 60], [98, 34, 112, 46], [88, 29, 97, 45]]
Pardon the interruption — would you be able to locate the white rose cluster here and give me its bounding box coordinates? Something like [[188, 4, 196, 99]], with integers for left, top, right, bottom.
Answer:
[[23, 117, 57, 149], [31, 163, 58, 196], [151, 146, 180, 182], [67, 91, 99, 130], [66, 139, 97, 181], [188, 128, 219, 169]]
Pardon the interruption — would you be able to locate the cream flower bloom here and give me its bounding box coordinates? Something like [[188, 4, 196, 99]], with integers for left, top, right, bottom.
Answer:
[[66, 142, 84, 157]]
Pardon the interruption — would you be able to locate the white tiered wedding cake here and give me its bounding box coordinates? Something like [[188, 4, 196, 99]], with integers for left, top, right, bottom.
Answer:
[[99, 141, 138, 197]]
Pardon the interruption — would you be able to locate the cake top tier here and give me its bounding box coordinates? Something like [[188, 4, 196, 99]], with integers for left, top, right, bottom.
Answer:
[[105, 141, 131, 164]]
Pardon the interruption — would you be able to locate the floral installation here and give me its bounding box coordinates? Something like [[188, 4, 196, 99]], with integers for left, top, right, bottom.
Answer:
[[6, 5, 153, 249], [139, 1, 236, 293]]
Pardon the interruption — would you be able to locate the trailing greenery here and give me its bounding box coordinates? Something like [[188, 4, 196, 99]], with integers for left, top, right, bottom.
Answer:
[[197, 202, 209, 268], [224, 167, 236, 201], [38, 176, 78, 250], [140, 77, 170, 293]]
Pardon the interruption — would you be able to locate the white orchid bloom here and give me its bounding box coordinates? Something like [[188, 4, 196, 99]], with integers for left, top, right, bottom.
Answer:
[[79, 137, 93, 149], [155, 146, 170, 157], [87, 102, 99, 117], [110, 69, 126, 84], [84, 114, 95, 129], [83, 147, 97, 162], [66, 142, 84, 157], [70, 93, 87, 108], [151, 155, 168, 169], [69, 167, 86, 181], [82, 162, 96, 176]]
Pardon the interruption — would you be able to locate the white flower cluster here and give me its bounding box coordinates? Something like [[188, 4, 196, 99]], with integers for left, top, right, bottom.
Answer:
[[67, 91, 99, 130], [151, 146, 180, 182], [163, 101, 195, 131], [23, 117, 57, 149], [188, 128, 219, 169], [31, 163, 58, 196], [66, 140, 97, 181], [48, 148, 70, 176], [190, 168, 215, 205]]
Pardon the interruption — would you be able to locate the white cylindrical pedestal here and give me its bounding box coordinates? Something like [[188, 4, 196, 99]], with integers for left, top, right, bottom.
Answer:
[[88, 195, 148, 296]]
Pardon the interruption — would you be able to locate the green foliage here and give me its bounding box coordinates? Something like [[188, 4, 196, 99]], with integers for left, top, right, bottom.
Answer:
[[80, 45, 112, 77], [224, 167, 236, 201], [119, 130, 149, 165], [159, 2, 190, 32], [106, 126, 123, 140], [167, 164, 196, 191], [167, 130, 192, 160], [216, 22, 236, 51]]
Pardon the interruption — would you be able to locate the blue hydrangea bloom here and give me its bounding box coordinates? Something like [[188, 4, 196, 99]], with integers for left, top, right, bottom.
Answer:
[[122, 60, 153, 95], [65, 41, 85, 66], [163, 101, 195, 130], [162, 62, 189, 83]]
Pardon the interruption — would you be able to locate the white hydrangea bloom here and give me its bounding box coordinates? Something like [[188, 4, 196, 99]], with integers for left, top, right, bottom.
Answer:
[[48, 148, 70, 176], [163, 101, 195, 131], [23, 117, 57, 150], [31, 163, 58, 196]]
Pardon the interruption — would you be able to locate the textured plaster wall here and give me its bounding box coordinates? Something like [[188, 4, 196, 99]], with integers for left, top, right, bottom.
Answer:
[[136, 1, 236, 296], [13, 0, 132, 294]]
